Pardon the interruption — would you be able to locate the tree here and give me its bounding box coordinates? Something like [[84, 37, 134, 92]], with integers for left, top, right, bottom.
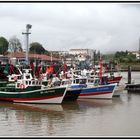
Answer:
[[8, 36, 23, 52], [29, 42, 46, 54], [114, 51, 136, 63], [0, 36, 9, 55]]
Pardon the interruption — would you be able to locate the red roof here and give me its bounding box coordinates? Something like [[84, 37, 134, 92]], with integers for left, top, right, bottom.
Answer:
[[6, 52, 60, 61]]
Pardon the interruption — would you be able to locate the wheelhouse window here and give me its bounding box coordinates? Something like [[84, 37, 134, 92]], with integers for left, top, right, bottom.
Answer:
[[76, 79, 79, 84], [26, 75, 30, 79], [17, 76, 21, 80], [79, 79, 86, 84]]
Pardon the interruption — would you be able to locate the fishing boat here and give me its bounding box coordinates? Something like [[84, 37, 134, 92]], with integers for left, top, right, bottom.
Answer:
[[60, 79, 82, 101], [101, 74, 125, 97], [67, 68, 124, 98], [0, 69, 67, 104], [79, 83, 116, 99], [81, 67, 124, 97], [45, 77, 82, 102], [61, 75, 116, 99], [69, 76, 116, 99], [102, 75, 122, 84]]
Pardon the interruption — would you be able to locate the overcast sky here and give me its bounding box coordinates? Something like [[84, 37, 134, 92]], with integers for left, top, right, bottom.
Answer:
[[0, 3, 140, 54]]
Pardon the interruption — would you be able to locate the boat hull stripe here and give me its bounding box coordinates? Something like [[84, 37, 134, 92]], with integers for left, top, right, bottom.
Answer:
[[80, 91, 112, 96], [0, 94, 64, 101]]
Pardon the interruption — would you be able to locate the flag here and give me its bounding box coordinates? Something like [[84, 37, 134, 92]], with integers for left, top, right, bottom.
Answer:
[[46, 65, 54, 74], [49, 65, 54, 74], [63, 63, 67, 73], [3, 64, 9, 75]]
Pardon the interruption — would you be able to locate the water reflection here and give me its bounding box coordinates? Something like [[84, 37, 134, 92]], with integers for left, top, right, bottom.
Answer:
[[0, 95, 129, 136], [0, 101, 65, 136], [0, 101, 83, 136], [77, 98, 113, 108], [0, 81, 140, 136]]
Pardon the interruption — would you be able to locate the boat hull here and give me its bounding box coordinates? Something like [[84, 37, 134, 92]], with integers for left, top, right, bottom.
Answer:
[[79, 84, 116, 99], [0, 87, 67, 104], [113, 85, 125, 97], [63, 88, 81, 102], [108, 76, 122, 84]]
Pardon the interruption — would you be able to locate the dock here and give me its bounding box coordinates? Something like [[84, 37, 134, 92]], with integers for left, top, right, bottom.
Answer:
[[125, 65, 140, 93], [126, 84, 140, 93]]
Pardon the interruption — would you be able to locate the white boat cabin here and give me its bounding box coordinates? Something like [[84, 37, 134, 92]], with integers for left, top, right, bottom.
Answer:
[[72, 77, 100, 87], [15, 69, 42, 89]]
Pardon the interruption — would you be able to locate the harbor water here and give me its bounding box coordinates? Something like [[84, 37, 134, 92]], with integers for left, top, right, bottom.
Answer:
[[0, 72, 140, 137]]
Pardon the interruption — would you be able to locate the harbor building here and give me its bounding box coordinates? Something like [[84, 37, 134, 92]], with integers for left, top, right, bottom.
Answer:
[[69, 49, 95, 60], [0, 52, 61, 66], [131, 50, 140, 59]]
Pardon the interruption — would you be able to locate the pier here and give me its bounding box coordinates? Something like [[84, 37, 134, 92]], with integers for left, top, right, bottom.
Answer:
[[125, 66, 140, 92]]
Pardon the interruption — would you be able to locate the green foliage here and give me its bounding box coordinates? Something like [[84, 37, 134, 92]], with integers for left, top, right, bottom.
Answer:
[[29, 42, 49, 54], [102, 54, 114, 61], [0, 37, 9, 55], [114, 50, 136, 63], [114, 51, 128, 59]]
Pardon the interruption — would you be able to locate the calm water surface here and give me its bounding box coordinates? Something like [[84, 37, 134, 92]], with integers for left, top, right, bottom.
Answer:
[[0, 72, 140, 136]]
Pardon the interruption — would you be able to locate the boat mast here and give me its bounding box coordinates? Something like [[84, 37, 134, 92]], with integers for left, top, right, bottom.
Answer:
[[22, 24, 32, 65]]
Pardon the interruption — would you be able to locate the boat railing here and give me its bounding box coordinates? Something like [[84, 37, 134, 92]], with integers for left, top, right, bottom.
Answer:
[[16, 79, 42, 89]]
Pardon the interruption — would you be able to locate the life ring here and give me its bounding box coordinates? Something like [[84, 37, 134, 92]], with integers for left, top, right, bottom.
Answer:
[[19, 84, 25, 89], [14, 76, 17, 81]]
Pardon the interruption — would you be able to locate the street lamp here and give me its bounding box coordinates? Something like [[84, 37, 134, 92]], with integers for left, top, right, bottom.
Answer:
[[22, 24, 32, 65]]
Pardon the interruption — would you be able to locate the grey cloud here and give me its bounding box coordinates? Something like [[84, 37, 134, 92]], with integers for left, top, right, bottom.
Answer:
[[0, 3, 140, 53]]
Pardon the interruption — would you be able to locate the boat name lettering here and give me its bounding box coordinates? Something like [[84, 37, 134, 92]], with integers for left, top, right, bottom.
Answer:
[[41, 90, 55, 94], [97, 87, 109, 90]]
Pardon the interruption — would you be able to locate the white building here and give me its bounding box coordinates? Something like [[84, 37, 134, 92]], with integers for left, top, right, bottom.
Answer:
[[131, 51, 140, 59], [69, 49, 95, 60]]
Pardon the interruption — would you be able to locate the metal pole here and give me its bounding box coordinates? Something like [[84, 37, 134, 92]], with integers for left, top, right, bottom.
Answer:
[[51, 52, 52, 62], [22, 24, 32, 65], [128, 65, 131, 84], [26, 27, 29, 64]]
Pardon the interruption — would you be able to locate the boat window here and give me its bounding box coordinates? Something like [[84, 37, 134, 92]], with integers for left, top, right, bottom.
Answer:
[[54, 81, 61, 86], [26, 81, 28, 85], [91, 80, 94, 83], [17, 76, 21, 80], [26, 75, 30, 79], [17, 83, 20, 87], [88, 79, 94, 83], [94, 79, 100, 85], [29, 81, 31, 85], [91, 72, 94, 75], [76, 79, 79, 84], [79, 79, 86, 84]]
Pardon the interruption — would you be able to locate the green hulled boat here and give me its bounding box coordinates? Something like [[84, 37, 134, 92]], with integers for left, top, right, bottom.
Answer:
[[0, 69, 67, 104]]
